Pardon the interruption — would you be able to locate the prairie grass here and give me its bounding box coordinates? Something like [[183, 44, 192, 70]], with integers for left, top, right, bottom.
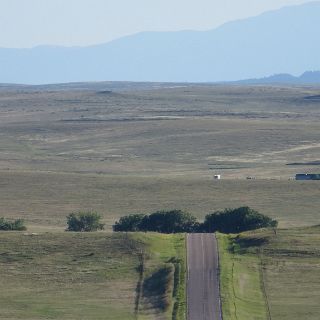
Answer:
[[218, 226, 320, 320], [0, 232, 186, 320], [217, 233, 268, 320], [258, 226, 320, 320], [0, 84, 319, 319], [1, 85, 320, 231], [0, 232, 140, 319], [1, 170, 319, 231], [132, 233, 186, 320]]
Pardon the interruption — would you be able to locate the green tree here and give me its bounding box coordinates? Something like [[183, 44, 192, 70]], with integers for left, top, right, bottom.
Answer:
[[113, 214, 146, 232], [0, 217, 26, 231], [203, 206, 278, 234], [113, 210, 199, 233], [144, 210, 198, 233], [66, 212, 104, 232]]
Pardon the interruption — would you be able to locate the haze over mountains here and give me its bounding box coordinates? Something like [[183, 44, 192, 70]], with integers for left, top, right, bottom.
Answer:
[[1, 1, 320, 84], [236, 71, 320, 85]]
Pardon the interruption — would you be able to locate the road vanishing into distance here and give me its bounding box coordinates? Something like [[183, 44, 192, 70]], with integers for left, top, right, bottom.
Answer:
[[187, 233, 222, 320]]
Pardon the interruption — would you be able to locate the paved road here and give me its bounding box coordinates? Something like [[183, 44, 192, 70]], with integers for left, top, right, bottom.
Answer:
[[187, 233, 222, 320]]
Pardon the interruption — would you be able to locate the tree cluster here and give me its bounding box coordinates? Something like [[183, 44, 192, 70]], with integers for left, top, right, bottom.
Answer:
[[113, 207, 278, 234], [66, 211, 105, 232], [113, 210, 198, 233], [0, 217, 26, 231], [202, 207, 278, 233]]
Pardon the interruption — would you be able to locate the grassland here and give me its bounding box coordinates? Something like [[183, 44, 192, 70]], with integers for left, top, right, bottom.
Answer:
[[1, 84, 320, 231], [1, 85, 320, 179], [0, 232, 138, 320], [1, 83, 320, 319], [132, 233, 186, 320], [217, 233, 268, 320], [0, 231, 185, 320], [1, 170, 319, 231], [260, 226, 320, 320], [218, 226, 320, 320]]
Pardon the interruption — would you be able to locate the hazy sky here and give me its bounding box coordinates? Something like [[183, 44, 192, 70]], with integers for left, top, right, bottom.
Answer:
[[0, 0, 314, 48]]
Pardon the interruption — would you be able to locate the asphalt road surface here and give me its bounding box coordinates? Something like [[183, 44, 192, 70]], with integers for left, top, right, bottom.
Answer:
[[187, 233, 222, 320]]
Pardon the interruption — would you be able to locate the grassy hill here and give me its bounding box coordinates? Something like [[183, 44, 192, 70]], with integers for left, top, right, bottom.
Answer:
[[0, 232, 186, 320], [218, 226, 320, 320]]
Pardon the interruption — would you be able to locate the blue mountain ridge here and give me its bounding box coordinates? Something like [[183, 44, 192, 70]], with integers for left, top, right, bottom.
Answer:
[[0, 1, 320, 84], [235, 71, 320, 84]]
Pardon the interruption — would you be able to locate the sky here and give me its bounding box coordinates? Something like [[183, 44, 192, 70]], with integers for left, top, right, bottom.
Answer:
[[0, 0, 313, 48]]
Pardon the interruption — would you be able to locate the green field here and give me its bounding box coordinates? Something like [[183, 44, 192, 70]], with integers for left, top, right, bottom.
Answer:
[[0, 232, 185, 320], [132, 233, 186, 320], [218, 226, 320, 320], [2, 228, 319, 320], [217, 233, 268, 320], [0, 83, 320, 319]]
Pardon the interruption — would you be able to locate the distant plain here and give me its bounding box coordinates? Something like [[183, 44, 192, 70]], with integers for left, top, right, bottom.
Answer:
[[0, 83, 320, 230]]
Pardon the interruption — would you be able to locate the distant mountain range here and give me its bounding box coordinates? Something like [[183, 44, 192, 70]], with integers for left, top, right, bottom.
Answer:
[[0, 1, 320, 84], [235, 71, 320, 85]]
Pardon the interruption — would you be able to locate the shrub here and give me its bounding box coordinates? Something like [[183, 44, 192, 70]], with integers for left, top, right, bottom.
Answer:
[[142, 210, 198, 233], [202, 206, 278, 234], [113, 210, 199, 233], [113, 207, 277, 234], [66, 211, 104, 232], [0, 217, 27, 231], [113, 214, 146, 232]]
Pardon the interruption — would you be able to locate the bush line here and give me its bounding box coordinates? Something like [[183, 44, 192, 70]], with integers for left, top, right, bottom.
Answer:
[[113, 207, 278, 234]]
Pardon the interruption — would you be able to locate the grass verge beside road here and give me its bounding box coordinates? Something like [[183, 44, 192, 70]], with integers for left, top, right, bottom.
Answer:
[[132, 233, 186, 320], [218, 226, 320, 320], [217, 233, 268, 320], [258, 226, 320, 320]]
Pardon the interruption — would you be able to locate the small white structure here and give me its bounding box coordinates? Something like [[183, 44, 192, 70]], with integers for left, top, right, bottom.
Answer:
[[213, 175, 221, 180]]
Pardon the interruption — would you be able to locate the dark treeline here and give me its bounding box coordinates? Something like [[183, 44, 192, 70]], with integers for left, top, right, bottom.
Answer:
[[113, 207, 278, 234]]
